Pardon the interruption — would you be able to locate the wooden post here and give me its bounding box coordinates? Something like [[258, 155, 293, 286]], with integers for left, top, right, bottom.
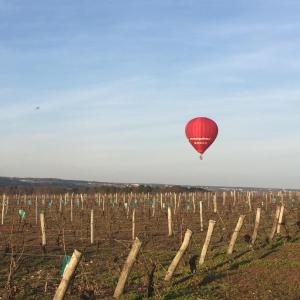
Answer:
[[164, 229, 193, 281], [70, 197, 73, 222], [227, 215, 245, 254], [53, 249, 82, 300], [178, 193, 181, 210], [35, 196, 38, 225], [59, 195, 62, 213], [199, 220, 216, 265], [1, 194, 5, 225], [168, 206, 173, 236], [132, 208, 136, 240], [223, 191, 226, 207], [5, 195, 8, 215], [251, 207, 261, 246], [174, 193, 177, 215], [152, 198, 155, 217], [80, 194, 84, 210], [97, 193, 100, 207], [276, 205, 284, 234], [248, 193, 252, 212], [233, 190, 236, 207], [199, 201, 203, 232], [64, 193, 68, 209], [192, 193, 196, 213], [207, 193, 210, 210], [213, 194, 217, 213], [113, 238, 142, 298], [40, 212, 46, 247], [126, 200, 130, 219], [160, 193, 163, 209], [268, 206, 280, 242], [90, 209, 94, 244]]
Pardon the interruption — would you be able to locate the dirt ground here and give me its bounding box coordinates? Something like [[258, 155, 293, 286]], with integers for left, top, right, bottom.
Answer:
[[0, 191, 299, 299]]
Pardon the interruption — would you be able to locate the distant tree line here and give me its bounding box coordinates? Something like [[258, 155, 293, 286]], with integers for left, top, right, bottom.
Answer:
[[0, 184, 206, 195]]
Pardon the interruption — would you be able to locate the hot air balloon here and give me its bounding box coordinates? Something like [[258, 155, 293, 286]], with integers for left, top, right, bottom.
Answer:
[[185, 117, 218, 159]]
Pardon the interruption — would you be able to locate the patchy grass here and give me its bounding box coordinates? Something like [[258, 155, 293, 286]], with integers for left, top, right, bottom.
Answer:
[[1, 234, 300, 299], [0, 195, 299, 299]]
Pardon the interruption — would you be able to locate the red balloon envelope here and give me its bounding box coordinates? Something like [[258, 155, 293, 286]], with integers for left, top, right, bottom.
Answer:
[[185, 117, 218, 159]]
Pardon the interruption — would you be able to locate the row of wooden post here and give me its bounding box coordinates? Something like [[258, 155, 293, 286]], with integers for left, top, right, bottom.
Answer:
[[36, 203, 286, 299], [0, 192, 295, 258], [1, 190, 294, 226], [38, 202, 285, 249]]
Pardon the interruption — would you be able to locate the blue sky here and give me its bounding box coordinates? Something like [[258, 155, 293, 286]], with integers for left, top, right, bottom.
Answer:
[[1, 0, 300, 188]]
